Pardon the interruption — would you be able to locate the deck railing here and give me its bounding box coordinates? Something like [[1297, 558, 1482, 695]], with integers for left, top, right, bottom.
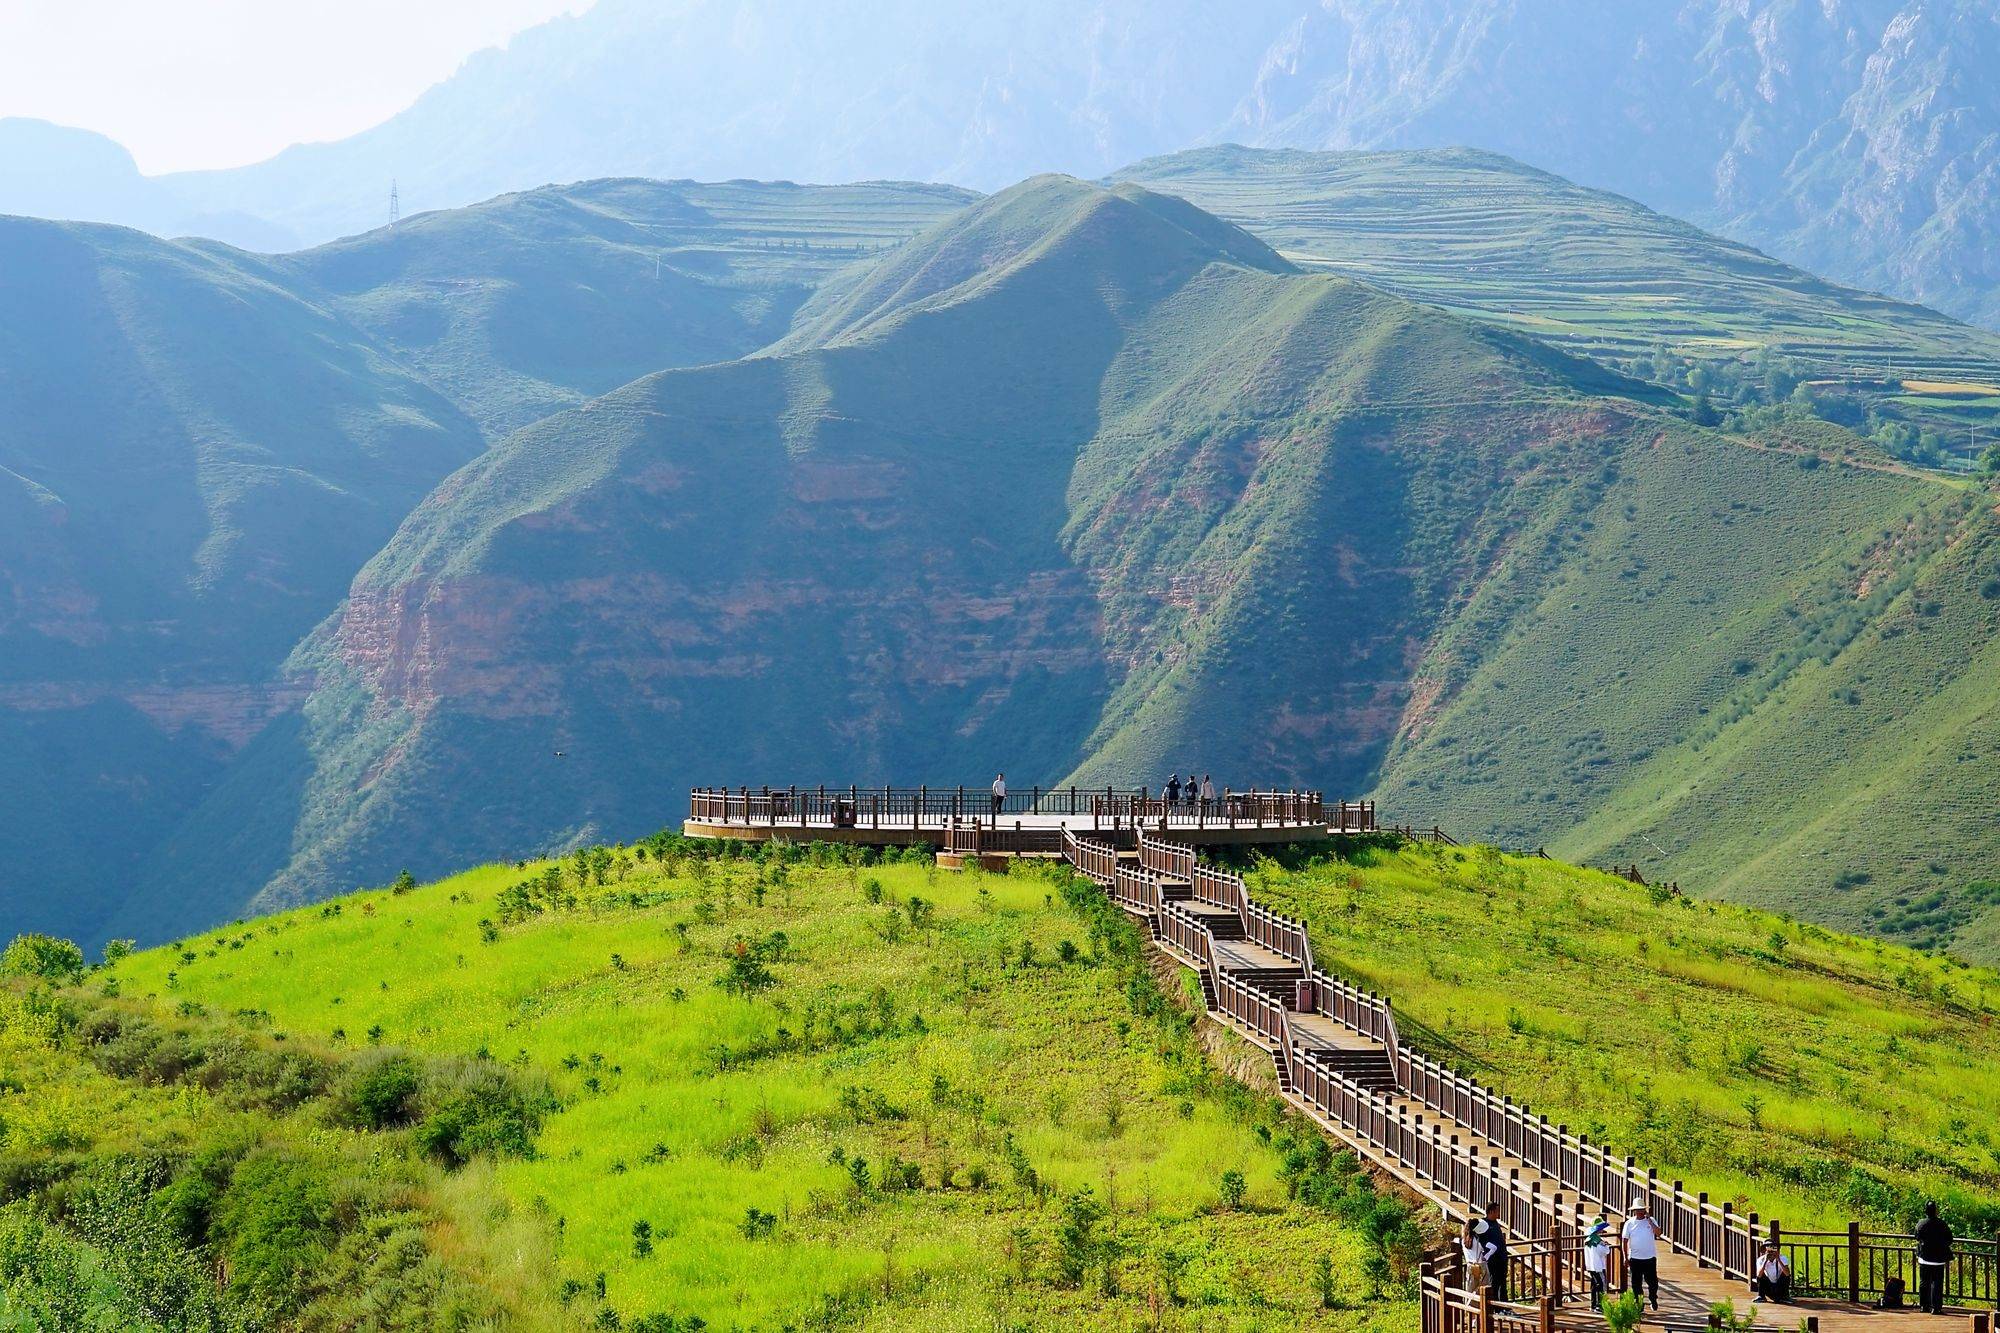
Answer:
[[942, 819, 1063, 855], [1776, 1226, 2000, 1306], [691, 785, 1348, 833]]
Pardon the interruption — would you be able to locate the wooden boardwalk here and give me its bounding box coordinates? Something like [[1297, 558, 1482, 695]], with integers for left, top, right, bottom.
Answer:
[[1050, 824, 1998, 1333], [685, 784, 1373, 848]]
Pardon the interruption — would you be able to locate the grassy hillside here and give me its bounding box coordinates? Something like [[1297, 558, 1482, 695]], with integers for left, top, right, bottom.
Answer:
[[1367, 416, 2000, 958], [15, 843, 1420, 1330], [1117, 147, 2000, 458], [123, 171, 2000, 964], [286, 178, 974, 437], [1244, 840, 2000, 1234], [14, 831, 1998, 1324]]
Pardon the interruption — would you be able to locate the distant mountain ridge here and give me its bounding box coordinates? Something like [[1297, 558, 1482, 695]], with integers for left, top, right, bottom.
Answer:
[[4, 0, 1998, 328]]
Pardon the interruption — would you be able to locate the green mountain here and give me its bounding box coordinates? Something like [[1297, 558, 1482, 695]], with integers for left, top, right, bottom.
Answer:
[[132, 172, 2000, 962], [0, 181, 970, 949], [1116, 146, 2000, 451], [137, 174, 1667, 936], [281, 177, 974, 437], [12, 161, 2000, 961]]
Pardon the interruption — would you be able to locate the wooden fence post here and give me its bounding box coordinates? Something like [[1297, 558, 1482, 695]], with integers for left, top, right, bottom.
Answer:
[[1537, 1296, 1554, 1333], [1848, 1221, 1862, 1304]]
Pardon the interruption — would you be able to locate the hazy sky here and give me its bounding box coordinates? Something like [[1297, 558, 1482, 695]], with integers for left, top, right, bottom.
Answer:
[[0, 0, 595, 175]]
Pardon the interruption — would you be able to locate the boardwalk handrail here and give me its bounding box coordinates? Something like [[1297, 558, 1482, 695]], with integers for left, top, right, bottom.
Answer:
[[1059, 826, 1119, 884], [1774, 1226, 2000, 1306]]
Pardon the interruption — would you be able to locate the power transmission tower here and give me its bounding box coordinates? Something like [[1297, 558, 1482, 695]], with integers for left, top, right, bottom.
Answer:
[[390, 180, 400, 232]]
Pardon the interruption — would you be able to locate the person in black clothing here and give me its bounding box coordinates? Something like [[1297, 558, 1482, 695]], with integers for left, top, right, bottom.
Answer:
[[1165, 774, 1181, 807], [1915, 1201, 1954, 1314], [1481, 1203, 1511, 1302]]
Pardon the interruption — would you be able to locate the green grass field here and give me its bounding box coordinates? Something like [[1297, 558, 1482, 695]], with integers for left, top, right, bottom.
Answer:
[[8, 843, 1420, 1330], [1243, 841, 2000, 1234]]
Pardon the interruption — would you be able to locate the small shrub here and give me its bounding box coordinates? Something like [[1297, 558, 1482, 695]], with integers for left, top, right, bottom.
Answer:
[[1218, 1169, 1247, 1210], [1603, 1290, 1644, 1333], [334, 1050, 421, 1130], [210, 1151, 337, 1317], [2, 934, 86, 983], [412, 1058, 553, 1167]]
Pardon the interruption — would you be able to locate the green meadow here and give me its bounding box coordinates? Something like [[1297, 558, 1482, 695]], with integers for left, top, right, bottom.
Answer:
[[1245, 841, 2000, 1234], [14, 831, 2000, 1328], [8, 842, 1421, 1330]]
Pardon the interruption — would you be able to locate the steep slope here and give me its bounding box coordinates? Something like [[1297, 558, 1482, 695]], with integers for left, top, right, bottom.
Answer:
[[0, 216, 483, 946], [63, 172, 2000, 962], [1116, 146, 2000, 392], [281, 176, 974, 436]]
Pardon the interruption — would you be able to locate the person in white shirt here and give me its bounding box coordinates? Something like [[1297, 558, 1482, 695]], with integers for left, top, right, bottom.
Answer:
[[990, 773, 1006, 816], [1754, 1241, 1792, 1303], [1582, 1213, 1612, 1310], [1622, 1199, 1664, 1310], [1461, 1218, 1490, 1295]]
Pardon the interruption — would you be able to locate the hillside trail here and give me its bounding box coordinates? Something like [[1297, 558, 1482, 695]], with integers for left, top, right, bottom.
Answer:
[[1059, 828, 1984, 1333]]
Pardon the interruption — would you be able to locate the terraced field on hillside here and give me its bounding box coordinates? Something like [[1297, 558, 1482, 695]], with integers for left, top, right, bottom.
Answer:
[[1119, 148, 2000, 390]]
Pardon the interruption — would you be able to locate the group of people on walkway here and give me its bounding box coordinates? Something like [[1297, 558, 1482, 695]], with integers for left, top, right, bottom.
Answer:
[[1163, 773, 1216, 810], [1464, 1199, 1962, 1318]]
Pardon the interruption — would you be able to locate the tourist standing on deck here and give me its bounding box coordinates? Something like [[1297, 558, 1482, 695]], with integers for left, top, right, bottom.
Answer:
[[990, 773, 1006, 816], [1200, 774, 1215, 812], [1165, 774, 1181, 808], [1916, 1202, 1954, 1314], [1482, 1203, 1510, 1301], [1623, 1199, 1663, 1310], [1583, 1212, 1612, 1310]]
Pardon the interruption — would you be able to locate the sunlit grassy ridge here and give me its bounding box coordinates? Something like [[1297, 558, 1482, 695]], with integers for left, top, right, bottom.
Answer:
[[100, 846, 1415, 1330], [1243, 841, 2000, 1233]]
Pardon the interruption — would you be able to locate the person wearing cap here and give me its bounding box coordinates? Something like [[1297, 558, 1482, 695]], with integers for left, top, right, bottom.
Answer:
[[1754, 1240, 1792, 1303], [1582, 1211, 1613, 1310], [1915, 1202, 1954, 1314], [1622, 1198, 1664, 1310]]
